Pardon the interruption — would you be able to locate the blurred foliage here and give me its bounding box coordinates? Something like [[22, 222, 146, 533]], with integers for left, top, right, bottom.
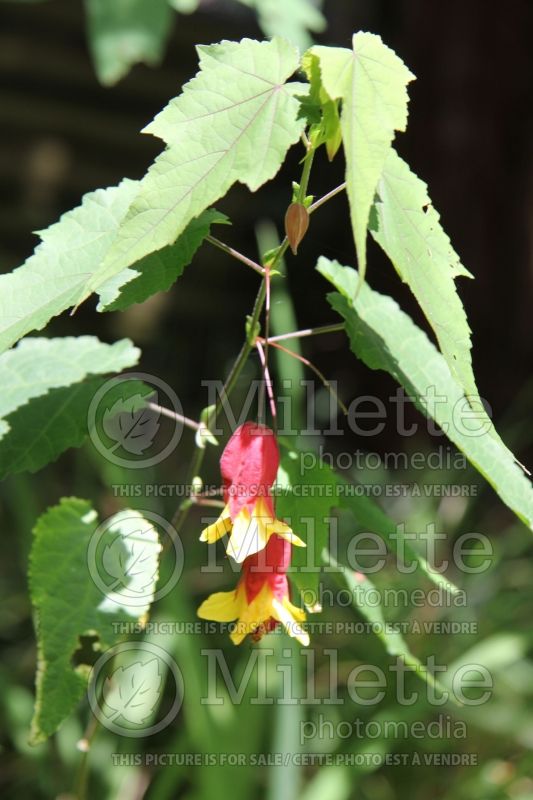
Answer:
[[0, 1, 532, 799], [3, 0, 326, 84]]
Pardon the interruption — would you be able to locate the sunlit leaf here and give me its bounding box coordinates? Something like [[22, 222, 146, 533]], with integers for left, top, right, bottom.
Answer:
[[29, 500, 160, 742], [371, 149, 477, 400], [82, 37, 305, 298], [308, 34, 414, 285]]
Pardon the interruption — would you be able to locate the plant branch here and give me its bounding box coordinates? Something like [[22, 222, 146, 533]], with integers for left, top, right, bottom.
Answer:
[[206, 235, 265, 276], [170, 147, 310, 532], [146, 401, 202, 432], [265, 323, 345, 344], [298, 148, 315, 202], [260, 339, 349, 417], [308, 182, 347, 214], [74, 713, 99, 800], [171, 278, 268, 532], [256, 339, 277, 421]]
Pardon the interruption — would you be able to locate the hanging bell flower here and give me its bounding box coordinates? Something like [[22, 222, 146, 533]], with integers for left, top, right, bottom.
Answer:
[[198, 534, 309, 646], [200, 421, 305, 562]]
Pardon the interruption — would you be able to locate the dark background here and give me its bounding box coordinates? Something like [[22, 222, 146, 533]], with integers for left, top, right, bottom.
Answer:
[[1, 2, 533, 799], [1, 0, 531, 434]]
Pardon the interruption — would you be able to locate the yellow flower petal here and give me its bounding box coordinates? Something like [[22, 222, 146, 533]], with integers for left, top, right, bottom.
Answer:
[[197, 589, 240, 622], [254, 496, 306, 547], [200, 504, 232, 543], [226, 507, 269, 562], [271, 597, 310, 647], [275, 529, 306, 547], [229, 583, 275, 644]]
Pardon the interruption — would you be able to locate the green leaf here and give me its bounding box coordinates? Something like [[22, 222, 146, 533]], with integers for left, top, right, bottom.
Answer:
[[0, 336, 139, 424], [335, 477, 459, 595], [277, 448, 337, 599], [277, 444, 457, 598], [97, 208, 229, 311], [237, 0, 326, 51], [371, 149, 477, 400], [168, 0, 198, 11], [324, 550, 448, 697], [84, 0, 173, 86], [309, 34, 414, 285], [0, 177, 223, 351], [82, 37, 305, 298], [0, 336, 149, 477], [29, 499, 160, 743], [0, 179, 137, 354], [317, 257, 533, 533]]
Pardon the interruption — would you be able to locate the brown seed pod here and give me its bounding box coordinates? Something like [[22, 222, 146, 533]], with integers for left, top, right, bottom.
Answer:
[[284, 202, 310, 255]]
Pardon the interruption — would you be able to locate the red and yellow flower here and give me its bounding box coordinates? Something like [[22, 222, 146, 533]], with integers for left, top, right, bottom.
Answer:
[[198, 534, 309, 646], [199, 422, 304, 562], [198, 422, 309, 645]]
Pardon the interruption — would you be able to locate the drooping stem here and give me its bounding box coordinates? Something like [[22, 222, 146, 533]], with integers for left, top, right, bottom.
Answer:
[[308, 182, 346, 214], [73, 713, 99, 800], [146, 401, 202, 432], [262, 339, 349, 417], [265, 323, 345, 344], [206, 235, 265, 276], [171, 143, 313, 532], [256, 339, 277, 422], [171, 278, 268, 532]]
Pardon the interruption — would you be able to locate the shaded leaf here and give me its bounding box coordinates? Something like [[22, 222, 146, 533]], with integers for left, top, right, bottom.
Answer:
[[0, 179, 137, 354], [85, 0, 173, 86], [97, 208, 228, 311], [0, 336, 151, 478], [317, 257, 533, 533], [0, 173, 224, 352], [0, 335, 139, 436]]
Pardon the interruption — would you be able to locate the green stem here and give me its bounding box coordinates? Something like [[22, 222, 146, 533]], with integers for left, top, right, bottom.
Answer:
[[171, 278, 268, 532], [73, 714, 99, 800], [171, 143, 313, 533], [298, 148, 315, 203]]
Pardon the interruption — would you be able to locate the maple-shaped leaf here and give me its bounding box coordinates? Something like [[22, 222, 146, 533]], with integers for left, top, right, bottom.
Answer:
[[308, 33, 415, 286], [81, 37, 305, 297]]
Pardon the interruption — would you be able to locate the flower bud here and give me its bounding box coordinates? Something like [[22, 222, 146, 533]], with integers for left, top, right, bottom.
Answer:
[[285, 202, 309, 255]]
